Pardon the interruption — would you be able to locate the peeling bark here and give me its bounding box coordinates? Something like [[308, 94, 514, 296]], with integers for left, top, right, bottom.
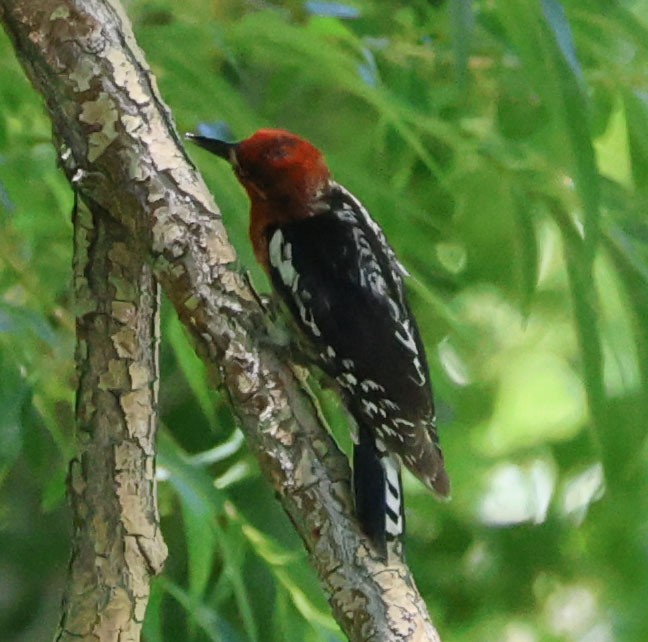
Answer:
[[58, 196, 166, 642], [0, 1, 442, 640]]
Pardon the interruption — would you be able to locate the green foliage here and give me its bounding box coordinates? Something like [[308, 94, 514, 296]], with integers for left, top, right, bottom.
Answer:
[[2, 0, 648, 640]]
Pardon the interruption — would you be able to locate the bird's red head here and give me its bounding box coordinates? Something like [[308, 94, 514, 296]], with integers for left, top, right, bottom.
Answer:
[[189, 129, 330, 211], [188, 128, 331, 268], [236, 130, 330, 206]]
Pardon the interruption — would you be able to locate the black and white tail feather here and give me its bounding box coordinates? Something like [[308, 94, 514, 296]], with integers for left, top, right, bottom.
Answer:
[[267, 181, 449, 559], [353, 424, 404, 557]]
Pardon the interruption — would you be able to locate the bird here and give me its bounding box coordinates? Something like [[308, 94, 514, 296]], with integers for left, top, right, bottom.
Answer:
[[187, 128, 449, 558]]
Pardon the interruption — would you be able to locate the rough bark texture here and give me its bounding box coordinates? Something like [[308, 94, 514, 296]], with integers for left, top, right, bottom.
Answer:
[[0, 1, 442, 640], [59, 196, 166, 641]]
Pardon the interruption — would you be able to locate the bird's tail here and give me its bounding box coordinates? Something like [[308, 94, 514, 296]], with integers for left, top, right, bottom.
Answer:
[[353, 423, 404, 559]]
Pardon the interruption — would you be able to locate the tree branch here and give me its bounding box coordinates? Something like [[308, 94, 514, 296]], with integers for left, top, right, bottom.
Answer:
[[57, 196, 166, 641], [0, 1, 442, 640]]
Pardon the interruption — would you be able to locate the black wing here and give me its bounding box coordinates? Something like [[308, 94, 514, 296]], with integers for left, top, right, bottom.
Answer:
[[266, 185, 441, 446]]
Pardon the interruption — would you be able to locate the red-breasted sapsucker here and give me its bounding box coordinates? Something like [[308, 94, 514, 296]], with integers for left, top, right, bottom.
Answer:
[[188, 129, 450, 557]]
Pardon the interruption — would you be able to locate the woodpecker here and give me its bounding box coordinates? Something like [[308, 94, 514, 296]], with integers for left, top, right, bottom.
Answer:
[[187, 128, 450, 558]]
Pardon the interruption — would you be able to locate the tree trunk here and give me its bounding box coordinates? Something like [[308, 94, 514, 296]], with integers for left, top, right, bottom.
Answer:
[[57, 196, 166, 641]]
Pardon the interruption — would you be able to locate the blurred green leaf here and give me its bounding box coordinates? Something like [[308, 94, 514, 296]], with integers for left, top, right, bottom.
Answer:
[[159, 431, 221, 604], [511, 187, 540, 316], [449, 0, 474, 89], [142, 580, 166, 642], [160, 577, 245, 642], [158, 431, 258, 642], [624, 89, 648, 190], [166, 314, 220, 432], [542, 0, 583, 81], [0, 353, 29, 472]]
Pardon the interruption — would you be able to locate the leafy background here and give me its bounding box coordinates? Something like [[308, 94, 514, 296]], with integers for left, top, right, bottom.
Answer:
[[1, 0, 647, 640]]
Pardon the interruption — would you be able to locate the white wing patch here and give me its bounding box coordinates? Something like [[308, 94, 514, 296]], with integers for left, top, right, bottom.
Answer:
[[269, 229, 296, 287], [269, 228, 322, 338]]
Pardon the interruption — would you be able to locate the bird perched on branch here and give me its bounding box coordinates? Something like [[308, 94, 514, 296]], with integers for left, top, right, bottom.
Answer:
[[188, 128, 449, 558]]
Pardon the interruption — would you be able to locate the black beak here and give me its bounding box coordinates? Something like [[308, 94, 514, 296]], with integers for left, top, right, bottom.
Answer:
[[185, 133, 236, 162]]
